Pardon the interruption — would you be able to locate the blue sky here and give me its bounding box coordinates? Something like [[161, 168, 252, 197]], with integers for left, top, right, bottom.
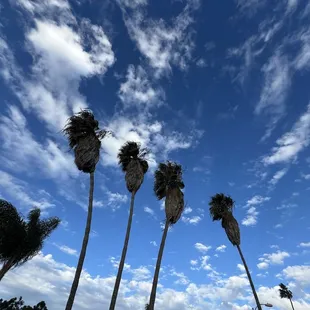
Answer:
[[0, 0, 310, 309]]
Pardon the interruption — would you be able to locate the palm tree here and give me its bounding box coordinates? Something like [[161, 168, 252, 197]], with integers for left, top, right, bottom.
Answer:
[[148, 161, 185, 310], [62, 110, 109, 310], [279, 283, 295, 310], [0, 199, 60, 281], [209, 193, 262, 310], [109, 142, 148, 310]]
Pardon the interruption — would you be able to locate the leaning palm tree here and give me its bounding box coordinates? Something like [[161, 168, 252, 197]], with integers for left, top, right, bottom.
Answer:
[[62, 110, 109, 310], [209, 193, 262, 310], [148, 161, 185, 310], [109, 142, 148, 310], [0, 199, 60, 281], [279, 283, 295, 310]]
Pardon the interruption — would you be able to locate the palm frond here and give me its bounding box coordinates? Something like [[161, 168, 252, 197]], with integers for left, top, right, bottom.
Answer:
[[279, 283, 293, 299], [62, 110, 99, 149], [154, 161, 184, 200], [209, 193, 234, 221], [0, 202, 60, 269], [165, 187, 184, 224], [118, 141, 149, 172]]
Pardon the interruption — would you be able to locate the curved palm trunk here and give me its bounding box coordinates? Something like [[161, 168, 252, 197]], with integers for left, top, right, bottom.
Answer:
[[65, 172, 95, 310], [109, 192, 136, 310], [0, 258, 14, 281], [289, 298, 295, 310], [236, 245, 262, 310], [148, 220, 169, 310]]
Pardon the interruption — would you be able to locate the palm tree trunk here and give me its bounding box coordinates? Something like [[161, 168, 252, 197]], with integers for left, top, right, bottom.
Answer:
[[109, 192, 136, 310], [0, 258, 14, 281], [148, 220, 169, 310], [65, 172, 95, 310], [236, 245, 262, 310], [289, 298, 295, 310]]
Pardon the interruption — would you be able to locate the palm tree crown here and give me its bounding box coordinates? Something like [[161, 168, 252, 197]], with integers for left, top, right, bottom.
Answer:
[[154, 161, 185, 224], [279, 283, 293, 299], [118, 141, 148, 193], [62, 109, 109, 173], [0, 199, 60, 278], [209, 193, 234, 221]]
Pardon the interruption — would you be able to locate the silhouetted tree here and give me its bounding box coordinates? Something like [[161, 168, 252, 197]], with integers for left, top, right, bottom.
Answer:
[[148, 162, 185, 310], [109, 142, 148, 310], [209, 193, 262, 310], [62, 110, 109, 310], [0, 296, 47, 309], [279, 283, 295, 310], [0, 200, 60, 281]]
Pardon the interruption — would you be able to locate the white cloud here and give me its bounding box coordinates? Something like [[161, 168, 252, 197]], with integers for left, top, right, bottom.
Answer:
[[150, 241, 157, 247], [215, 245, 227, 253], [119, 65, 164, 108], [0, 252, 309, 310], [170, 269, 189, 286], [257, 262, 269, 270], [258, 250, 290, 270], [242, 207, 259, 227], [269, 168, 288, 185], [299, 242, 310, 248], [53, 244, 78, 257], [101, 116, 195, 168], [246, 195, 270, 206], [144, 206, 156, 219], [0, 170, 55, 211], [120, 0, 200, 76], [255, 50, 290, 138], [181, 215, 202, 225], [237, 264, 245, 272], [190, 260, 198, 266], [282, 265, 310, 286], [263, 104, 310, 165], [194, 243, 212, 253], [183, 207, 193, 214], [0, 106, 77, 181], [0, 4, 115, 132], [94, 191, 128, 211]]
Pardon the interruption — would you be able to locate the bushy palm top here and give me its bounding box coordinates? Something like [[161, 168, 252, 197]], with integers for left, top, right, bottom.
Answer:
[[118, 141, 148, 173], [154, 161, 184, 200], [0, 200, 60, 268], [209, 193, 234, 221], [279, 283, 293, 299], [62, 109, 109, 173]]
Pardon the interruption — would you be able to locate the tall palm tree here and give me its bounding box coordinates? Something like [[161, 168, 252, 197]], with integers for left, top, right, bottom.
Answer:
[[109, 142, 148, 310], [0, 199, 60, 281], [62, 110, 109, 310], [148, 161, 185, 310], [209, 193, 262, 310], [279, 283, 295, 310]]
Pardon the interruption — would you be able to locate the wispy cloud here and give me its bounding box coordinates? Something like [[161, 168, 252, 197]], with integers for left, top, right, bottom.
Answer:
[[269, 168, 288, 186], [215, 245, 227, 253], [242, 207, 259, 227], [0, 170, 55, 211], [194, 242, 212, 253], [119, 65, 164, 108], [182, 215, 202, 225], [263, 104, 310, 165], [256, 50, 290, 139], [120, 0, 200, 76], [53, 243, 78, 257], [258, 250, 290, 269]]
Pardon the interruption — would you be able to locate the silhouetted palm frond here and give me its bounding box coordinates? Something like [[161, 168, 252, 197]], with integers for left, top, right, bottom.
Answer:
[[209, 193, 234, 221]]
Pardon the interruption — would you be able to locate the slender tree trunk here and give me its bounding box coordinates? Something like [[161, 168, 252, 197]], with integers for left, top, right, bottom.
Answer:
[[109, 192, 136, 310], [148, 220, 169, 310], [236, 245, 262, 310], [65, 172, 95, 310], [0, 258, 14, 281], [289, 298, 295, 310]]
